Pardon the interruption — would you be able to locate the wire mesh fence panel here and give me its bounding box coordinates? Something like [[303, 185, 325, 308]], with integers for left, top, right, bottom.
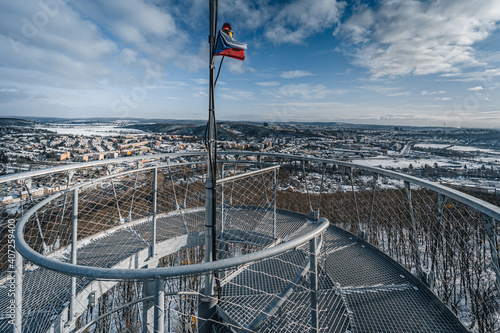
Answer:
[[265, 155, 498, 333]]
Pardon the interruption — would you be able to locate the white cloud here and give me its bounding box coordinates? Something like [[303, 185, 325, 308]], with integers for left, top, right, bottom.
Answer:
[[219, 89, 254, 101], [257, 81, 280, 87], [361, 85, 410, 97], [264, 0, 345, 44], [280, 70, 313, 79], [221, 0, 345, 45], [422, 90, 446, 95], [468, 86, 484, 91], [226, 60, 245, 74], [192, 78, 208, 85], [192, 91, 208, 98], [72, 0, 186, 64], [0, 0, 207, 117], [336, 0, 500, 77], [275, 84, 332, 100]]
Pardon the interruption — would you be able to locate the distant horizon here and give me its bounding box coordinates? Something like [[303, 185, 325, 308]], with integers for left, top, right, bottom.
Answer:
[[3, 115, 499, 131]]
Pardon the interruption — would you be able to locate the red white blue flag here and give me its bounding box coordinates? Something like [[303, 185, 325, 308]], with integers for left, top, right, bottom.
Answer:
[[214, 23, 247, 61]]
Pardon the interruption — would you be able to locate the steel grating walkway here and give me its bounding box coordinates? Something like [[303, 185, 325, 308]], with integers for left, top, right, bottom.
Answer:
[[216, 224, 468, 333], [0, 209, 467, 333]]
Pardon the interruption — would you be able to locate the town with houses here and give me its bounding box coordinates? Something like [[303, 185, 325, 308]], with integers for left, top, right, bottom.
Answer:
[[1, 118, 500, 206]]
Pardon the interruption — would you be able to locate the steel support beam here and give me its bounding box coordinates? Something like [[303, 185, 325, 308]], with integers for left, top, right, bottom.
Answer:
[[111, 179, 124, 224], [310, 236, 319, 333], [404, 181, 425, 281], [220, 162, 225, 238], [365, 174, 379, 241], [154, 278, 165, 333], [143, 279, 155, 333], [129, 168, 139, 221], [484, 216, 500, 288], [69, 188, 78, 322], [315, 163, 327, 219], [14, 249, 23, 333], [429, 194, 446, 289], [302, 161, 314, 216], [350, 168, 362, 234], [151, 168, 158, 258], [273, 168, 277, 240]]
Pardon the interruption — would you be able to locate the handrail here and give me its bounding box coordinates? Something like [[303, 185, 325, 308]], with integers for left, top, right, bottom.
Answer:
[[0, 152, 205, 184], [217, 164, 279, 185], [15, 197, 329, 279]]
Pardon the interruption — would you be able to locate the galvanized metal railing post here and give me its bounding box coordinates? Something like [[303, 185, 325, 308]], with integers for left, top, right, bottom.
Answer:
[[14, 248, 23, 333], [129, 167, 140, 221], [315, 163, 327, 219], [350, 167, 362, 234], [365, 173, 379, 241], [221, 162, 225, 238], [302, 161, 314, 216], [273, 168, 277, 240], [309, 236, 319, 333], [484, 216, 500, 288], [404, 181, 425, 281], [23, 178, 48, 254], [142, 279, 155, 333], [108, 166, 124, 225], [151, 168, 158, 258], [429, 194, 446, 289], [69, 187, 79, 323], [153, 278, 165, 333]]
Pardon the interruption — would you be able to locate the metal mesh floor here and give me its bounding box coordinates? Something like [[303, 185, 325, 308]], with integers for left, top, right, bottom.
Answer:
[[215, 225, 467, 333]]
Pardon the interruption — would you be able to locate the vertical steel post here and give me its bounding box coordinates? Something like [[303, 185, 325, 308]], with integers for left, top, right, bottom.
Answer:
[[302, 161, 314, 216], [484, 216, 500, 288], [111, 179, 124, 224], [273, 168, 277, 240], [404, 181, 425, 281], [315, 163, 327, 219], [151, 168, 158, 258], [365, 174, 379, 241], [220, 163, 225, 238], [309, 237, 319, 333], [429, 194, 446, 288], [129, 168, 139, 221], [199, 1, 218, 332], [350, 168, 361, 233], [142, 279, 155, 333], [70, 187, 78, 322], [14, 249, 23, 333], [153, 278, 165, 333]]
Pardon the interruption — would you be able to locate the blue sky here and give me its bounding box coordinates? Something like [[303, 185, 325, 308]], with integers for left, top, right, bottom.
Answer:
[[1, 0, 500, 128]]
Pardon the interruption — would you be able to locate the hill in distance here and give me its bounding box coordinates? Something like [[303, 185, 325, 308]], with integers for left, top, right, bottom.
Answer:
[[0, 118, 40, 126]]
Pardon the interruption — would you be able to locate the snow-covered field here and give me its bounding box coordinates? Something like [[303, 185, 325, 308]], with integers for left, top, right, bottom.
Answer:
[[415, 143, 500, 155], [39, 125, 145, 136], [448, 145, 500, 155], [414, 143, 451, 149], [351, 157, 454, 169]]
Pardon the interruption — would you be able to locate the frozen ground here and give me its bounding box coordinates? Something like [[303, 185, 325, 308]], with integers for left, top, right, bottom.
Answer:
[[38, 125, 145, 136]]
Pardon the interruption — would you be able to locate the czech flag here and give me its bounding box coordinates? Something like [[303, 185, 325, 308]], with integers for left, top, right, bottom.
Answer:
[[214, 23, 247, 61]]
